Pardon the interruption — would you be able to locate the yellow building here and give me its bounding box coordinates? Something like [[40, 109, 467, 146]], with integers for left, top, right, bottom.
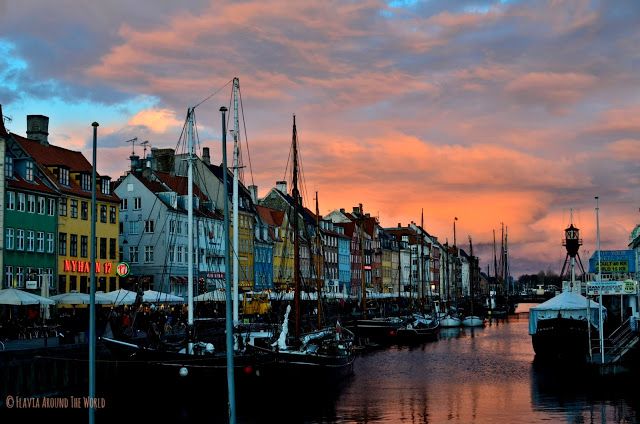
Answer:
[[19, 128, 120, 294]]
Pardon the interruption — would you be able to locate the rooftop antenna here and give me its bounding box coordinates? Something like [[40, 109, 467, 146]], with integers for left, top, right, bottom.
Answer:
[[140, 140, 150, 158], [124, 137, 138, 156]]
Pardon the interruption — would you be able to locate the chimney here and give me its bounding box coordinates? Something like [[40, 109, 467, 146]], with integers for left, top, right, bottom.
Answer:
[[130, 155, 141, 173], [26, 115, 49, 145], [352, 205, 361, 215], [276, 180, 287, 193], [0, 105, 8, 137], [153, 148, 176, 173], [202, 147, 211, 165], [248, 185, 258, 203], [398, 223, 401, 228]]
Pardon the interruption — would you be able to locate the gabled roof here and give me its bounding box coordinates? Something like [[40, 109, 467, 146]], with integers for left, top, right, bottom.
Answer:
[[14, 133, 118, 202], [255, 205, 279, 226], [16, 134, 92, 172], [0, 105, 8, 137], [7, 174, 58, 195], [154, 171, 208, 200]]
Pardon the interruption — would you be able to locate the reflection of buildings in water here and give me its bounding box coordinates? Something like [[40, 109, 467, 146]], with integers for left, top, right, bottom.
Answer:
[[439, 327, 463, 340], [529, 360, 638, 423]]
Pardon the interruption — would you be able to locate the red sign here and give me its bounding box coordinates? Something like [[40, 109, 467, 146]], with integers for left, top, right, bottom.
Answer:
[[63, 260, 114, 275]]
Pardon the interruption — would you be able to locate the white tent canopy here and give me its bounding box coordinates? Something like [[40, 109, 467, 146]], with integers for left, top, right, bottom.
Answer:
[[529, 290, 605, 335], [143, 290, 184, 303], [0, 288, 55, 305], [100, 289, 138, 306], [51, 291, 112, 305]]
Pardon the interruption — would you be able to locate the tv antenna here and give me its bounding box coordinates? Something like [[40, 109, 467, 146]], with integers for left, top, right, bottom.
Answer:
[[124, 137, 138, 156], [140, 140, 150, 158]]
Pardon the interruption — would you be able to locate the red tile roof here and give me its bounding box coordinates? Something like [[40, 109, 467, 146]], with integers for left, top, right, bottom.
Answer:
[[13, 134, 119, 203], [154, 171, 208, 200]]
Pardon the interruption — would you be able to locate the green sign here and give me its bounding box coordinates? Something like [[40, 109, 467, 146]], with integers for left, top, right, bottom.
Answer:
[[116, 262, 130, 277]]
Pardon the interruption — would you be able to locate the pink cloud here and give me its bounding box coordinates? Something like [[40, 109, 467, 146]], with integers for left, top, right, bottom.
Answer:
[[506, 72, 598, 112]]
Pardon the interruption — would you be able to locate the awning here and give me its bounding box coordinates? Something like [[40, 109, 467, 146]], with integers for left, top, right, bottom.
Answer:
[[170, 276, 188, 284]]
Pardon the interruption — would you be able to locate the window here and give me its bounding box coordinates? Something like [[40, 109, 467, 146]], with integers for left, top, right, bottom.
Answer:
[[7, 191, 15, 210], [100, 237, 107, 259], [45, 268, 54, 289], [48, 198, 55, 216], [129, 246, 139, 263], [70, 199, 78, 218], [17, 193, 25, 212], [37, 231, 44, 252], [81, 174, 91, 191], [5, 156, 13, 178], [129, 221, 139, 234], [5, 228, 14, 250], [81, 236, 88, 258], [134, 197, 142, 210], [16, 267, 24, 288], [109, 238, 116, 260], [25, 161, 34, 181], [5, 266, 13, 289], [144, 246, 154, 263], [168, 245, 175, 263], [177, 246, 183, 263], [144, 220, 155, 233], [109, 206, 116, 224], [37, 197, 45, 214], [121, 198, 128, 210], [70, 234, 78, 257], [27, 195, 35, 213], [59, 233, 67, 256], [81, 201, 88, 220], [59, 198, 67, 216], [47, 233, 54, 253], [100, 205, 107, 223], [169, 220, 176, 234], [16, 229, 24, 251], [119, 222, 123, 235], [59, 168, 69, 185], [102, 178, 111, 195]]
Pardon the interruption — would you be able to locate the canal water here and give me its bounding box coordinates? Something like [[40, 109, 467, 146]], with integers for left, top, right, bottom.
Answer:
[[3, 305, 639, 423]]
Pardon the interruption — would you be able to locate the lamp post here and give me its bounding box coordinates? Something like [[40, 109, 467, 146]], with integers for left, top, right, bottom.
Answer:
[[596, 196, 604, 364], [453, 217, 458, 248]]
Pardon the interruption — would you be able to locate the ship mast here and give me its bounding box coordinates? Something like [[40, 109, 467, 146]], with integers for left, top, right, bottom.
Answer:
[[292, 115, 301, 339], [232, 77, 240, 325], [315, 192, 323, 329]]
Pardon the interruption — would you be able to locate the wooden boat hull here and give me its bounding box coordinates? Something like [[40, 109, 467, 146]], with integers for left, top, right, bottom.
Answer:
[[531, 317, 591, 361]]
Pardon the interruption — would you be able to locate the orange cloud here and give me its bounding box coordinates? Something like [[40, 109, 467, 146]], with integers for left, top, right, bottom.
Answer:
[[128, 108, 182, 133]]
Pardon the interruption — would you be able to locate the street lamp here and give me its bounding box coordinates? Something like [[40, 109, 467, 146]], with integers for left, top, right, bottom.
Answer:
[[453, 217, 458, 247]]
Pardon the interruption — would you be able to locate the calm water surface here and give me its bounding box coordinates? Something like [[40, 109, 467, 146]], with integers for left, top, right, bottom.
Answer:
[[4, 307, 638, 423]]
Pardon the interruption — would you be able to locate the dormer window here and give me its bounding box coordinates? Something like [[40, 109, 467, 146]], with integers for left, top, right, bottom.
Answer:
[[81, 174, 91, 191], [25, 161, 34, 182], [59, 168, 69, 186], [4, 156, 13, 178], [101, 177, 111, 195]]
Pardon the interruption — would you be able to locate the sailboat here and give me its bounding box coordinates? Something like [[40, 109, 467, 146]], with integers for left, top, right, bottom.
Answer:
[[440, 242, 462, 328], [100, 107, 270, 396], [462, 236, 485, 327], [246, 115, 355, 384]]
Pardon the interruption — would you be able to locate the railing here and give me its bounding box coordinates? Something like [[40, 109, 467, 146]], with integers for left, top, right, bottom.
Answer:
[[592, 317, 640, 364]]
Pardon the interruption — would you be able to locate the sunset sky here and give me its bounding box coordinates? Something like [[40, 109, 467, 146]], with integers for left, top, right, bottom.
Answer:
[[2, 0, 640, 277]]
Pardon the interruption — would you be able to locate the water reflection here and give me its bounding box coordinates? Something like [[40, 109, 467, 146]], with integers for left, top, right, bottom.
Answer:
[[4, 316, 638, 423]]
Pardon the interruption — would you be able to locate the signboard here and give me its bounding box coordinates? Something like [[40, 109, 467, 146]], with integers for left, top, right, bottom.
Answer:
[[587, 280, 638, 295], [588, 250, 636, 273], [116, 262, 130, 277], [26, 281, 38, 290]]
